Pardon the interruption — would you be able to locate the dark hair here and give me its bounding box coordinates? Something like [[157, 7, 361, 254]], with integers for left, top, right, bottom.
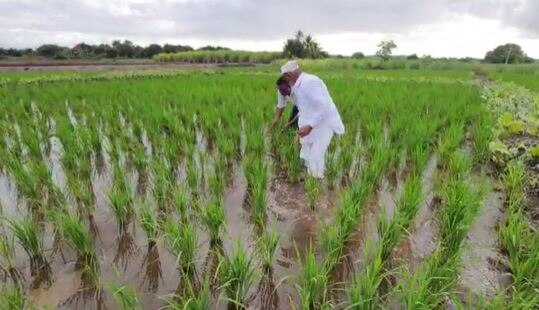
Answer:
[[276, 76, 287, 86]]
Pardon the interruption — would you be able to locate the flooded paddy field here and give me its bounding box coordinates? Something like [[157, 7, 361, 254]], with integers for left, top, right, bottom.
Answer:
[[0, 67, 538, 309]]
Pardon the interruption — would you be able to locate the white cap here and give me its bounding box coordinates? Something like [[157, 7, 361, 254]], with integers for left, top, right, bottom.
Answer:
[[280, 60, 299, 74]]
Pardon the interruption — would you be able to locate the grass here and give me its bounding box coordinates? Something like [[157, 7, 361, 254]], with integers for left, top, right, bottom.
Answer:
[[55, 211, 98, 278], [219, 240, 256, 309], [4, 217, 52, 288], [164, 218, 197, 275], [0, 285, 26, 309], [305, 176, 321, 210], [108, 282, 141, 310], [256, 226, 280, 272], [200, 201, 225, 246], [295, 244, 330, 309], [0, 234, 22, 285]]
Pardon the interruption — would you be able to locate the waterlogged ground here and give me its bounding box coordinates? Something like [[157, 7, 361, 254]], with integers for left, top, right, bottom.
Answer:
[[0, 134, 511, 309], [2, 67, 536, 309]]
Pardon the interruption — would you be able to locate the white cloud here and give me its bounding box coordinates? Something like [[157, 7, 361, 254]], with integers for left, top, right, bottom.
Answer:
[[0, 0, 537, 57]]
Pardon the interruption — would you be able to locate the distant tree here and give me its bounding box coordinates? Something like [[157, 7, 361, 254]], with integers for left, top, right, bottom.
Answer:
[[406, 54, 419, 60], [72, 42, 94, 58], [6, 48, 23, 57], [163, 44, 193, 53], [36, 44, 66, 58], [483, 43, 532, 64], [113, 40, 137, 58], [351, 52, 365, 59], [283, 30, 326, 59], [141, 44, 163, 58], [376, 40, 397, 61], [197, 45, 230, 51]]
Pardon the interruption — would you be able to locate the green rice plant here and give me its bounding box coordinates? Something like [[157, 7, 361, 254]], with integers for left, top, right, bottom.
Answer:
[[219, 240, 256, 310], [295, 244, 330, 309], [0, 285, 26, 309], [244, 155, 268, 227], [496, 160, 539, 307], [108, 160, 134, 232], [152, 158, 174, 213], [164, 277, 212, 310], [108, 282, 141, 310], [138, 202, 160, 245], [55, 211, 97, 273], [305, 176, 321, 210], [256, 227, 280, 272], [172, 186, 191, 223], [347, 239, 385, 310], [200, 201, 225, 246], [395, 249, 460, 309], [4, 217, 52, 288], [437, 123, 464, 166], [137, 202, 163, 292], [325, 148, 340, 190], [0, 235, 22, 285], [164, 218, 198, 275], [438, 179, 483, 258]]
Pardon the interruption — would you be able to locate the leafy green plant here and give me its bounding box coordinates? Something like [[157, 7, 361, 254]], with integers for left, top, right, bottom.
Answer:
[[5, 217, 51, 288], [219, 240, 256, 310], [108, 282, 141, 310], [201, 201, 225, 246]]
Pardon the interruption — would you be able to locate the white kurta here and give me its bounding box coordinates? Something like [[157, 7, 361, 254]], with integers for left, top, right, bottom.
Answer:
[[292, 73, 345, 178]]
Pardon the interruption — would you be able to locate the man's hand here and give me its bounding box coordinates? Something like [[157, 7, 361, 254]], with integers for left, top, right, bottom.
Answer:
[[297, 125, 313, 138]]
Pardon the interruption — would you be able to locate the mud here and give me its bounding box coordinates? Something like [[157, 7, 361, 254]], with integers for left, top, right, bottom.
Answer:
[[389, 155, 439, 272], [458, 188, 508, 302]]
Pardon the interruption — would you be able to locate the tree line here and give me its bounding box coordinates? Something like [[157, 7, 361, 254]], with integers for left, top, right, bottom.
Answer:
[[0, 40, 230, 60], [0, 32, 535, 64]]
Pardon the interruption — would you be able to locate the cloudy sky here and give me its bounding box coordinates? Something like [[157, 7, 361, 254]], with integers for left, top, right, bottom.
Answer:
[[1, 0, 538, 58]]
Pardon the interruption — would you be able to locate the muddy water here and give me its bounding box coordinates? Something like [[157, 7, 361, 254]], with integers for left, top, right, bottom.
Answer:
[[265, 176, 338, 309], [390, 155, 439, 271], [458, 188, 508, 302], [4, 124, 344, 309]]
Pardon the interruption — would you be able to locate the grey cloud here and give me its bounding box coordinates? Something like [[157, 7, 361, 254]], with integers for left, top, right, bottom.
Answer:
[[0, 0, 537, 48]]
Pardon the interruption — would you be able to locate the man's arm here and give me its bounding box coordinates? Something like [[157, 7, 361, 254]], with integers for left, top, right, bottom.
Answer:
[[272, 90, 286, 127]]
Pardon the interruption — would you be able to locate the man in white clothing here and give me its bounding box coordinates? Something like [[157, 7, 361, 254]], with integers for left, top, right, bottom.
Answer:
[[280, 60, 345, 178], [272, 76, 299, 130]]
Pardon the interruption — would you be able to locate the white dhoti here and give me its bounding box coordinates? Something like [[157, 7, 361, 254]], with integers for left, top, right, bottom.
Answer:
[[299, 124, 334, 178]]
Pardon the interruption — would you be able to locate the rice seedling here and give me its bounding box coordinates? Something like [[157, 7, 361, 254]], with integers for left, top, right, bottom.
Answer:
[[305, 176, 321, 210], [0, 284, 26, 309], [173, 186, 191, 223], [4, 217, 52, 288], [347, 238, 385, 310], [256, 226, 280, 272], [244, 155, 268, 227], [295, 244, 330, 309], [201, 201, 225, 246], [438, 179, 483, 258], [55, 211, 98, 275], [164, 218, 198, 277], [108, 162, 138, 267], [164, 277, 212, 310], [137, 202, 163, 292], [108, 282, 141, 310], [0, 235, 23, 285], [219, 240, 256, 310]]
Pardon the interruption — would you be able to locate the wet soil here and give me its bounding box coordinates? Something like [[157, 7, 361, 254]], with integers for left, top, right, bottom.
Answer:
[[457, 188, 509, 303]]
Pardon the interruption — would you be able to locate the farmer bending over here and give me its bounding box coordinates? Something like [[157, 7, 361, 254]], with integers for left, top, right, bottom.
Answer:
[[272, 76, 299, 130], [280, 60, 345, 178]]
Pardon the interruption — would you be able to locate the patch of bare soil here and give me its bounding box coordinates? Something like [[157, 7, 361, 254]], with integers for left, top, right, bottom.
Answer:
[[457, 188, 510, 303]]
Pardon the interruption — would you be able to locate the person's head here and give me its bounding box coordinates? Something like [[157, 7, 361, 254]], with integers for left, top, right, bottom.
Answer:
[[280, 60, 301, 86], [276, 76, 291, 96]]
